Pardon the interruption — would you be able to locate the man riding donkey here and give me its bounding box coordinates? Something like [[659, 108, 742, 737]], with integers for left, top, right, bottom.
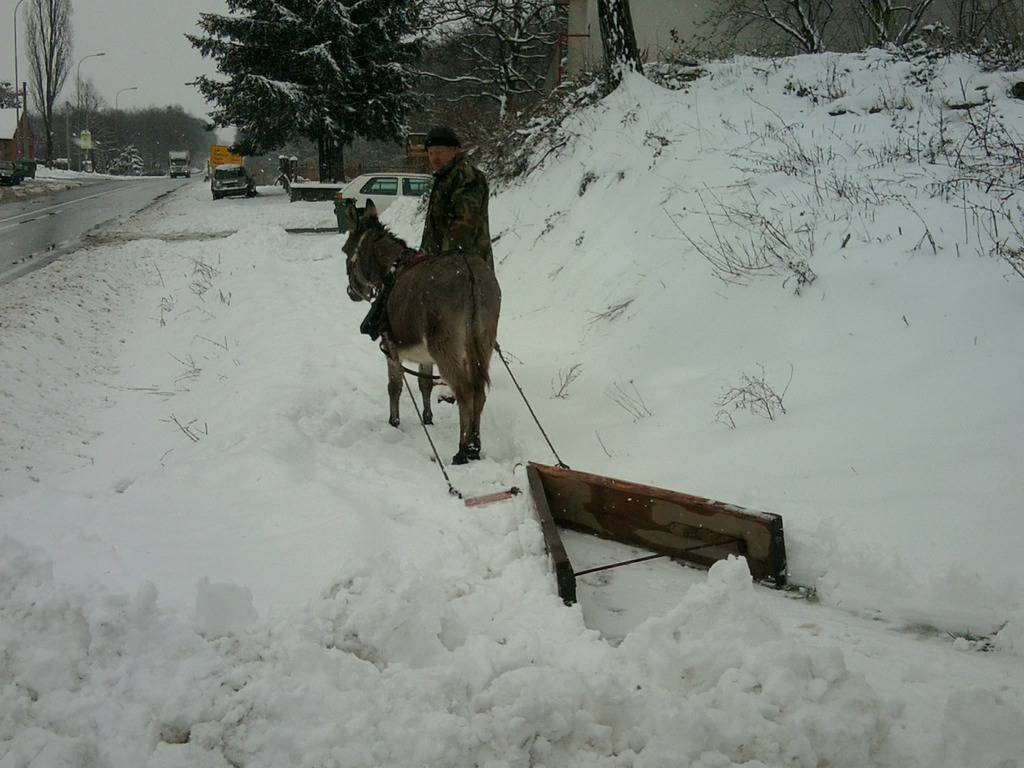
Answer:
[[345, 126, 500, 465], [360, 125, 494, 338]]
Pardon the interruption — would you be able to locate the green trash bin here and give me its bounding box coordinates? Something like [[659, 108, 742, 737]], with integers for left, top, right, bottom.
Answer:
[[14, 160, 38, 181], [334, 198, 347, 233], [334, 195, 355, 234]]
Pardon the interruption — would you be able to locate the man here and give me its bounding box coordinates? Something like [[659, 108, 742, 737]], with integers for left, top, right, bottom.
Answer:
[[358, 125, 494, 341], [420, 125, 494, 269]]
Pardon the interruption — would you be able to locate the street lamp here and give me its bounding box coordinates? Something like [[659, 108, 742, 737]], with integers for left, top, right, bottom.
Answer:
[[76, 52, 106, 171], [115, 86, 138, 111], [113, 86, 138, 160], [76, 51, 106, 127], [12, 0, 28, 160]]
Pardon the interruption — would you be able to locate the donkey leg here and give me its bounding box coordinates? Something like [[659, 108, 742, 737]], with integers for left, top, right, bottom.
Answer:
[[418, 364, 434, 425], [466, 381, 486, 462], [387, 357, 403, 428], [447, 373, 477, 465]]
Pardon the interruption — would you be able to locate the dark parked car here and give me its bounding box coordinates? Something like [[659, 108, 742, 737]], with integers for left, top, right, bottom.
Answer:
[[211, 163, 256, 200]]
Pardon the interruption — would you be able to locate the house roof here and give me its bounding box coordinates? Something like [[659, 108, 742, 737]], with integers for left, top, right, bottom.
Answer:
[[0, 108, 23, 141]]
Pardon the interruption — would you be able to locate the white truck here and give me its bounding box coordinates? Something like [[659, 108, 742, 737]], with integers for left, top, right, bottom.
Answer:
[[168, 150, 191, 178]]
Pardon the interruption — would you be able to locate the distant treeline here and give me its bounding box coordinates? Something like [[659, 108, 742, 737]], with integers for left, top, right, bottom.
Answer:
[[29, 104, 217, 172]]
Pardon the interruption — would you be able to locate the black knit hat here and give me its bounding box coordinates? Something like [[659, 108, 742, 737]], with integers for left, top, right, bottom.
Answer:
[[424, 125, 461, 149]]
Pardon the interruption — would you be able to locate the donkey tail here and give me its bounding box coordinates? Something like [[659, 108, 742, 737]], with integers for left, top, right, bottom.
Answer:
[[470, 325, 492, 389], [465, 256, 494, 390]]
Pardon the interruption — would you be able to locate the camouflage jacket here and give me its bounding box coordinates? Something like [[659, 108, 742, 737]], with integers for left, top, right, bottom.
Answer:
[[420, 153, 494, 268]]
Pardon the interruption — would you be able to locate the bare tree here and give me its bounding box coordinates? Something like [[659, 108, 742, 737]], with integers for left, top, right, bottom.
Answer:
[[597, 0, 644, 82], [77, 77, 107, 126], [25, 0, 73, 165], [943, 0, 1024, 45], [416, 0, 564, 122], [856, 0, 937, 45], [712, 0, 838, 53]]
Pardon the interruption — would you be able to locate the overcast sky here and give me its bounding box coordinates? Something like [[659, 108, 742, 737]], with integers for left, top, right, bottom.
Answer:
[[8, 0, 229, 119]]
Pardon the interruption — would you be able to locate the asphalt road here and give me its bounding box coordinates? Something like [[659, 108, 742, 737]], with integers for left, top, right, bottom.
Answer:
[[0, 177, 189, 285]]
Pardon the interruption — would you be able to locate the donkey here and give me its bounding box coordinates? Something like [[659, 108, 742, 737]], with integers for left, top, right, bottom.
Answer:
[[343, 203, 501, 465]]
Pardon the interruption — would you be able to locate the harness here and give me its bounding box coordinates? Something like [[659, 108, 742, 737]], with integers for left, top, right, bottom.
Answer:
[[355, 244, 440, 379]]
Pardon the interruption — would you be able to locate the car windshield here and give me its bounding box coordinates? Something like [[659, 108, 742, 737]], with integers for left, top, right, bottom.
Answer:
[[215, 168, 244, 180]]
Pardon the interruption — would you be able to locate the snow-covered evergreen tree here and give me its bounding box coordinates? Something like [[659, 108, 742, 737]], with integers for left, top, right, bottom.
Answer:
[[188, 0, 420, 181], [110, 144, 144, 176], [0, 81, 20, 109]]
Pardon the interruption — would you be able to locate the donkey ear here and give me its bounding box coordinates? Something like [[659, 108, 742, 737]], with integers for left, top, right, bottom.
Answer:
[[344, 199, 359, 228], [364, 200, 378, 219]]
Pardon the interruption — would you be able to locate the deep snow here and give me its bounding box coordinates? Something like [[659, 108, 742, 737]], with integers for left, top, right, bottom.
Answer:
[[2, 50, 1023, 767]]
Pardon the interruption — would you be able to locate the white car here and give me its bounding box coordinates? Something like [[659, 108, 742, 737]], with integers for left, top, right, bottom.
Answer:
[[338, 172, 431, 215]]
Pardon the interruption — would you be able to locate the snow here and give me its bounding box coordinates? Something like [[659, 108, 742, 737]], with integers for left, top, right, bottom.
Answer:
[[2, 50, 1024, 767], [128, 183, 337, 233], [34, 167, 135, 181]]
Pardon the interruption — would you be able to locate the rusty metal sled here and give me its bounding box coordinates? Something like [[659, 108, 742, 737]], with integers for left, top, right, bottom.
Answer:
[[526, 462, 788, 605]]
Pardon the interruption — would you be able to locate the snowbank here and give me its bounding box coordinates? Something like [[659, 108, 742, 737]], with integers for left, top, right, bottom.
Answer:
[[3, 49, 1024, 767]]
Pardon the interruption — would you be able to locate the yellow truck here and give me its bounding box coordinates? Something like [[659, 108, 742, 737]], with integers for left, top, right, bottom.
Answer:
[[205, 145, 243, 180]]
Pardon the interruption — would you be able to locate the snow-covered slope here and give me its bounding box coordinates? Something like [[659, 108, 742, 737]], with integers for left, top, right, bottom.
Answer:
[[2, 50, 1023, 767], [480, 51, 1024, 635]]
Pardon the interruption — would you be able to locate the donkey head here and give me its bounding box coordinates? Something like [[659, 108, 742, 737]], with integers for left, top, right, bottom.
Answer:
[[342, 201, 388, 302]]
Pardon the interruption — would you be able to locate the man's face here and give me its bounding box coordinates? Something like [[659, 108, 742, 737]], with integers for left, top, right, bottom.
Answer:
[[428, 146, 458, 172]]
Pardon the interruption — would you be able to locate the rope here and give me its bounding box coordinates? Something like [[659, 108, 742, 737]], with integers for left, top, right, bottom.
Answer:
[[402, 372, 461, 498], [400, 362, 442, 380], [494, 342, 569, 469]]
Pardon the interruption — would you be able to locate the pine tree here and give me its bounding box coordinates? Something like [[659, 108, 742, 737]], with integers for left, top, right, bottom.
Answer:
[[111, 144, 144, 176], [188, 0, 420, 181], [0, 81, 20, 109]]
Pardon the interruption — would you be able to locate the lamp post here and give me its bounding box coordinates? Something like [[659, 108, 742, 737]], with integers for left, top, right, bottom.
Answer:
[[12, 0, 28, 160], [76, 51, 106, 171], [77, 51, 106, 127], [115, 86, 138, 111], [114, 86, 138, 161]]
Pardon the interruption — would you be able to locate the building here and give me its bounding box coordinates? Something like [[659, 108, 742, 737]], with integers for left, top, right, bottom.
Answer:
[[566, 0, 707, 76], [0, 107, 36, 162]]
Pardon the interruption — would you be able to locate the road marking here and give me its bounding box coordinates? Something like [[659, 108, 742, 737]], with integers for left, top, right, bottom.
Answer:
[[0, 182, 160, 225], [0, 209, 63, 232]]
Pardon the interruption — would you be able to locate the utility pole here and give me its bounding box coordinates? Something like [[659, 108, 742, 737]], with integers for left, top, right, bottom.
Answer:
[[13, 0, 28, 160]]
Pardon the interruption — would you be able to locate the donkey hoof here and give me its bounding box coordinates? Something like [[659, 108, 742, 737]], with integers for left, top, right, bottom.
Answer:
[[423, 414, 433, 426], [389, 417, 400, 428], [454, 448, 480, 464]]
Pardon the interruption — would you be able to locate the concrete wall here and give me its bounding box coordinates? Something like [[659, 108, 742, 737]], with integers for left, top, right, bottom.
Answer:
[[567, 0, 709, 75], [566, 0, 1024, 73]]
